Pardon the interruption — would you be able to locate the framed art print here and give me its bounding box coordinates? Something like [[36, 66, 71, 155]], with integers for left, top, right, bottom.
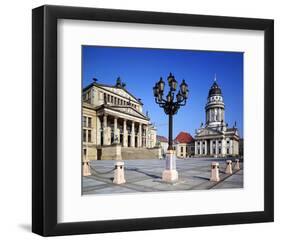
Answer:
[[32, 5, 274, 236]]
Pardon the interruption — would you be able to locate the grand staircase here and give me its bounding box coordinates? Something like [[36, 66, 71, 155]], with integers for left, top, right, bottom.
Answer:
[[121, 147, 160, 160]]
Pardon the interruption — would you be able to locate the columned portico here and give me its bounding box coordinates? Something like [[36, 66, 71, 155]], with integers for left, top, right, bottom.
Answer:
[[97, 109, 152, 149]]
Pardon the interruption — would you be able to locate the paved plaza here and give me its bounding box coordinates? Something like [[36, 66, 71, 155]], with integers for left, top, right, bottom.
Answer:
[[82, 158, 243, 195]]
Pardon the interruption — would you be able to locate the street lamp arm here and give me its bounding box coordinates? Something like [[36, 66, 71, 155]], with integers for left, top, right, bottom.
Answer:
[[155, 97, 167, 106], [176, 98, 187, 107]]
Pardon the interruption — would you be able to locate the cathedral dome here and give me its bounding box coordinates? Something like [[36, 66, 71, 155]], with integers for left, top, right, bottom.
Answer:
[[208, 81, 222, 97]]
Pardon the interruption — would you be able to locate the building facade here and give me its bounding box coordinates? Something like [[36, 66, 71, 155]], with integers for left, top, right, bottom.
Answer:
[[194, 79, 240, 157], [156, 135, 169, 158], [82, 78, 158, 160], [174, 132, 194, 158]]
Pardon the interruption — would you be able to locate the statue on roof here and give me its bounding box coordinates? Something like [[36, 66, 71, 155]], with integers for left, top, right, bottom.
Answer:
[[116, 76, 122, 87]]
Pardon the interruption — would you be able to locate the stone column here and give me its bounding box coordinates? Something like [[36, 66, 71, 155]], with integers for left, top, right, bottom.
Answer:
[[221, 139, 226, 157], [215, 140, 218, 155], [195, 141, 198, 156], [131, 121, 135, 147], [210, 140, 213, 155], [229, 139, 233, 155], [97, 116, 101, 145], [145, 125, 149, 148], [199, 141, 202, 155], [123, 119, 128, 147], [103, 114, 110, 145], [114, 117, 119, 143], [138, 123, 142, 147], [205, 140, 208, 155]]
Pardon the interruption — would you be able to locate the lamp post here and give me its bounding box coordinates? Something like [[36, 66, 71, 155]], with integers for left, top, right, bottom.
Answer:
[[153, 73, 189, 182]]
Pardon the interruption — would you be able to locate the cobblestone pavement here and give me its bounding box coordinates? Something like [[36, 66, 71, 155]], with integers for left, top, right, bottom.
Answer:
[[82, 158, 243, 195]]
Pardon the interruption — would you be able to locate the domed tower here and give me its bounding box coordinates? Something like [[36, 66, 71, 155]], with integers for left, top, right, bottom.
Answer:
[[205, 77, 225, 130]]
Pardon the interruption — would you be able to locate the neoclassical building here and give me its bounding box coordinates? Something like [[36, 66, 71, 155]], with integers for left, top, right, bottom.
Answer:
[[82, 77, 158, 160], [156, 135, 169, 158], [194, 79, 240, 157]]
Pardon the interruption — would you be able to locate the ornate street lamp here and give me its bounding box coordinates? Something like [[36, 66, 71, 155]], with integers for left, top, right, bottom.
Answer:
[[153, 73, 189, 182]]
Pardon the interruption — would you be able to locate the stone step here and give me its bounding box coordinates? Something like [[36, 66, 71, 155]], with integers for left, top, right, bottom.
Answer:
[[121, 147, 159, 160]]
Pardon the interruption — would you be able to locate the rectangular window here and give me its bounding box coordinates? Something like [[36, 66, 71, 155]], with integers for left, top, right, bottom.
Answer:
[[218, 148, 221, 154], [213, 148, 216, 154], [181, 147, 183, 152], [88, 130, 92, 142], [227, 148, 229, 154], [88, 117, 92, 128], [83, 116, 87, 127], [219, 140, 221, 144], [83, 129, 87, 142]]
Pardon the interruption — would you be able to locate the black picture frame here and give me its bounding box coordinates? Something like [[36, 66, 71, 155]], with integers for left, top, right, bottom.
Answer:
[[32, 5, 274, 236]]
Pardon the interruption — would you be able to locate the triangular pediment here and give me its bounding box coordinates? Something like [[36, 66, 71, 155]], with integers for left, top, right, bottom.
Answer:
[[196, 128, 222, 137], [109, 106, 148, 120], [100, 86, 139, 103]]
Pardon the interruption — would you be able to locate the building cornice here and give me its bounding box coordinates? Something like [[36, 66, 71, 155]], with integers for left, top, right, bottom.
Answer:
[[83, 82, 143, 105]]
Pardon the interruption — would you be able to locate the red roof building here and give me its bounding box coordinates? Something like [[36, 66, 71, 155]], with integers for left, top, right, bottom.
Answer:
[[174, 132, 194, 144]]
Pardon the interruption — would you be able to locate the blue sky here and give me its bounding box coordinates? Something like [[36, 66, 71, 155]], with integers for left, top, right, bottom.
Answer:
[[82, 46, 243, 138]]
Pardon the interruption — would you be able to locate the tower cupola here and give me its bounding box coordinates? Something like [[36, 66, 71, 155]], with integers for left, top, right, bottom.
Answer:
[[205, 75, 225, 129]]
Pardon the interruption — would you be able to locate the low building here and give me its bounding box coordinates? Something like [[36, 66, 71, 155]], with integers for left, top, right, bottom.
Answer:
[[156, 135, 169, 158], [174, 132, 194, 158], [82, 77, 158, 160]]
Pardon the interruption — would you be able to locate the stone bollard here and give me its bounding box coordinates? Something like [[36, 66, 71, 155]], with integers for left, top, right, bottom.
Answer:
[[113, 161, 126, 184], [225, 160, 233, 174], [210, 162, 220, 182], [234, 158, 240, 170], [162, 149, 178, 183], [82, 160, 91, 176]]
